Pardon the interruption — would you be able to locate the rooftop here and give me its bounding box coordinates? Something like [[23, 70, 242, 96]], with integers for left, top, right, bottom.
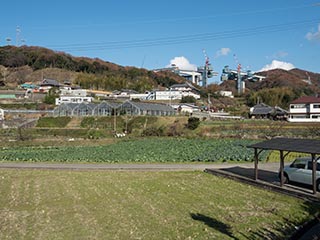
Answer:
[[291, 96, 320, 104], [248, 138, 320, 155]]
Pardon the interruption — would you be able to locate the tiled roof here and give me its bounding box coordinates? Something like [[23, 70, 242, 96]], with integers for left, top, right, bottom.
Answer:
[[250, 103, 273, 115], [291, 96, 320, 104]]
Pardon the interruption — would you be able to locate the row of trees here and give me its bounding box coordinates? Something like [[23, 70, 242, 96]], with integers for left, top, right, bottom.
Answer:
[[0, 46, 184, 91], [245, 86, 315, 108], [0, 46, 108, 73]]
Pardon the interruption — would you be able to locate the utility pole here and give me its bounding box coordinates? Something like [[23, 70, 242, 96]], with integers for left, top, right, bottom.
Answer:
[[16, 26, 21, 47], [237, 63, 242, 95], [113, 108, 117, 133], [208, 93, 211, 113]]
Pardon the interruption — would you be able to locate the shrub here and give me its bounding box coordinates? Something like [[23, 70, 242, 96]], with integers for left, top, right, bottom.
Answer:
[[141, 126, 165, 137], [36, 117, 71, 128], [186, 117, 200, 130], [181, 96, 196, 103]]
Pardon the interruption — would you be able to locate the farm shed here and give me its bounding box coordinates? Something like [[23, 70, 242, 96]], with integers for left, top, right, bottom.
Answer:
[[119, 101, 175, 116], [248, 138, 320, 195]]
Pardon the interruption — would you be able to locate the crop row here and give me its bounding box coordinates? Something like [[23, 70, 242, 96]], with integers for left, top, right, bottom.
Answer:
[[0, 138, 268, 163]]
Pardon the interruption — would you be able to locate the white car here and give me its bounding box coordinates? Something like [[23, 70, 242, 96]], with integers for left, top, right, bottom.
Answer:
[[281, 157, 320, 191]]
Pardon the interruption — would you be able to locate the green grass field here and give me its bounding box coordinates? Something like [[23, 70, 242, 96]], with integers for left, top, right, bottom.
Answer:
[[0, 169, 317, 239]]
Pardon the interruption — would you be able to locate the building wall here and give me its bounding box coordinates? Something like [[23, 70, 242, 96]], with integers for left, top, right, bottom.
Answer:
[[55, 96, 93, 105], [289, 102, 320, 122], [60, 88, 87, 97]]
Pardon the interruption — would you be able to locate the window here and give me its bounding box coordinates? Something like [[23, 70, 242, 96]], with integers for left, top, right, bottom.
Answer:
[[307, 161, 320, 171], [291, 115, 308, 119], [291, 159, 306, 169], [313, 104, 320, 108], [290, 104, 306, 109]]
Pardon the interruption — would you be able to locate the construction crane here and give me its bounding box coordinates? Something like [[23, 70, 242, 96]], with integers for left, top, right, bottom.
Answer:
[[221, 54, 265, 95], [197, 50, 218, 87], [154, 50, 218, 87]]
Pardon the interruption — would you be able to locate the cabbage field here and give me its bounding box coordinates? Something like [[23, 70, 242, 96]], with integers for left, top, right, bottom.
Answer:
[[0, 138, 268, 163]]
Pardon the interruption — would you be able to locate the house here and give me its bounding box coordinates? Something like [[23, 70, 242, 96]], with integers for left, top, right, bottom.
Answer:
[[171, 103, 200, 114], [38, 78, 62, 93], [249, 103, 288, 120], [170, 82, 199, 92], [146, 90, 182, 101], [288, 96, 320, 122], [55, 96, 93, 105], [60, 87, 87, 97], [55, 87, 92, 105], [216, 91, 234, 98], [170, 82, 201, 99], [40, 78, 61, 87]]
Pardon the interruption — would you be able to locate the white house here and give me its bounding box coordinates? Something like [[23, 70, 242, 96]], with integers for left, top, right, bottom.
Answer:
[[171, 103, 200, 114], [55, 87, 93, 105], [288, 96, 320, 122], [146, 90, 182, 100], [145, 82, 201, 101], [55, 96, 93, 105], [216, 91, 234, 98], [60, 87, 87, 97]]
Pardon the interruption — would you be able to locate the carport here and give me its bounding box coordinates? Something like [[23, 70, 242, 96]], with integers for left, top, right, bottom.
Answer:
[[248, 138, 320, 195]]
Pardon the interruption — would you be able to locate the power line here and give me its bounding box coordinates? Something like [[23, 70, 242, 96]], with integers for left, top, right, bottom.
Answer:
[[46, 19, 319, 52], [30, 3, 317, 31]]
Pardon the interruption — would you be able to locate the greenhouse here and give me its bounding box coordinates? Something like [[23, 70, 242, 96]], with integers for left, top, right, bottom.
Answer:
[[119, 101, 175, 116], [53, 101, 175, 117]]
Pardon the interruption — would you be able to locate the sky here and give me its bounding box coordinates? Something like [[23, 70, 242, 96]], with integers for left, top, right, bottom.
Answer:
[[0, 0, 320, 84]]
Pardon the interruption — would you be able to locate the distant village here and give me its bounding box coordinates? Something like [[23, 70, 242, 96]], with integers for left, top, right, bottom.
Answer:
[[0, 44, 318, 126], [0, 69, 320, 125]]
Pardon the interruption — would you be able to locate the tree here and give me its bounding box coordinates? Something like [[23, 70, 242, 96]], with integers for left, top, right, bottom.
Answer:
[[44, 87, 59, 104]]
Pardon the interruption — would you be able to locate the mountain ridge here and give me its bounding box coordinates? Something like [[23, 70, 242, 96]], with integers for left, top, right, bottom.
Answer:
[[1, 45, 320, 100]]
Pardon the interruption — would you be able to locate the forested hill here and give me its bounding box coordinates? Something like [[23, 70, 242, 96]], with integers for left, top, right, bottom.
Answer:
[[217, 67, 320, 108], [0, 45, 185, 91]]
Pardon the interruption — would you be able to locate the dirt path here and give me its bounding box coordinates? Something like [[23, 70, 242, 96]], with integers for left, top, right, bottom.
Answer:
[[0, 162, 280, 171]]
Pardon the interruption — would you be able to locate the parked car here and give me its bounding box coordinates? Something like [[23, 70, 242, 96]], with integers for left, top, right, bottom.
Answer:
[[279, 157, 320, 191]]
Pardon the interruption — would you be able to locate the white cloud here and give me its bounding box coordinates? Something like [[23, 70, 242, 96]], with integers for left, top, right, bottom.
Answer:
[[266, 50, 288, 60], [166, 56, 197, 71], [215, 48, 231, 58], [306, 23, 320, 41], [259, 60, 295, 72], [274, 51, 288, 58]]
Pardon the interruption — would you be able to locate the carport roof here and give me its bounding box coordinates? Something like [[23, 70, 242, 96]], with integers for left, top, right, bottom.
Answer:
[[247, 138, 320, 155]]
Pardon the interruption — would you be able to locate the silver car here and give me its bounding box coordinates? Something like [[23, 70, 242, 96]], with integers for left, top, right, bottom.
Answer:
[[281, 157, 320, 191]]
